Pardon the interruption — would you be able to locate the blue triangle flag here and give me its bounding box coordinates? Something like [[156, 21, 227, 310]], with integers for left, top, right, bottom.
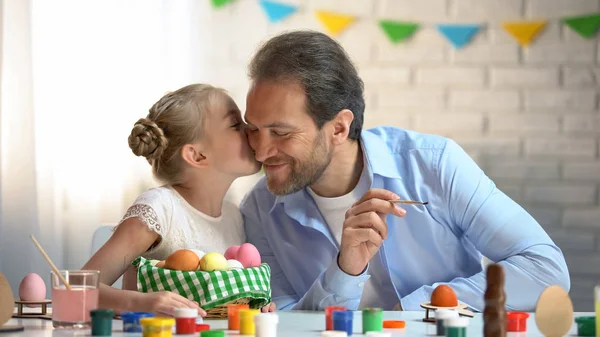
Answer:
[[436, 24, 482, 49], [259, 0, 298, 23]]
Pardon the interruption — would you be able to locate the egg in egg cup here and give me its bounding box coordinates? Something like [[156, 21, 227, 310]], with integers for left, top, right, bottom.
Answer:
[[420, 285, 474, 322]]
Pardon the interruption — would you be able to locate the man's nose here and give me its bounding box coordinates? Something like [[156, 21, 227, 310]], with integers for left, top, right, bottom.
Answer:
[[248, 132, 276, 162]]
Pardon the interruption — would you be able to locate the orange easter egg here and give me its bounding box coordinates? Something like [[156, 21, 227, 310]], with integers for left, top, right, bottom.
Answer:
[[431, 285, 458, 307], [164, 249, 200, 271]]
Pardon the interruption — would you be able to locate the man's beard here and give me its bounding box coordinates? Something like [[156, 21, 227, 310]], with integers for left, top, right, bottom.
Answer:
[[265, 131, 332, 196]]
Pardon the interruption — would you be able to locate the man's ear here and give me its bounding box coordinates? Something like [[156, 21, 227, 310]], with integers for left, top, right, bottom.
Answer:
[[330, 109, 354, 145], [181, 144, 208, 169]]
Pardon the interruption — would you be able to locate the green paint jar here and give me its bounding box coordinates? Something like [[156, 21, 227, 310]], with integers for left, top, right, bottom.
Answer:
[[90, 309, 114, 336], [445, 317, 469, 337], [575, 316, 596, 336], [362, 308, 383, 333]]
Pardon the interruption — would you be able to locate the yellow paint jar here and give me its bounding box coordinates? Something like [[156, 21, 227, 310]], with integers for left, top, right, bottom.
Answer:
[[239, 309, 259, 335], [139, 318, 175, 337]]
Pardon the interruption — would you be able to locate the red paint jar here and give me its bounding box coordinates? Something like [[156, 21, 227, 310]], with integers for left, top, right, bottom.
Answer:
[[506, 312, 530, 332], [325, 306, 346, 331], [174, 308, 198, 335]]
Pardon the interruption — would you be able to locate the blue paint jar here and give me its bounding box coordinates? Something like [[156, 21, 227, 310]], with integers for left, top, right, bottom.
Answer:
[[121, 312, 155, 333], [333, 310, 354, 336]]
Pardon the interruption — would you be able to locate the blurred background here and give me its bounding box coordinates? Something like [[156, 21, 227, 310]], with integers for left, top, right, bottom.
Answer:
[[1, 0, 598, 311]]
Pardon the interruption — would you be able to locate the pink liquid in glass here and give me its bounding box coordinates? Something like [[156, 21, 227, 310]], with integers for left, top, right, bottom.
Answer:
[[52, 287, 99, 324]]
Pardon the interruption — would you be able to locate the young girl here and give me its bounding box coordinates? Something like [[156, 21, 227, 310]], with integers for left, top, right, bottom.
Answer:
[[82, 84, 262, 317]]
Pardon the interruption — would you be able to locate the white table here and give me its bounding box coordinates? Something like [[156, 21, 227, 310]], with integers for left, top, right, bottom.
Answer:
[[2, 311, 595, 337]]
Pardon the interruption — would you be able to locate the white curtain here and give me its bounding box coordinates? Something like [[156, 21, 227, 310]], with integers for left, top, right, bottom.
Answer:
[[0, 0, 250, 296]]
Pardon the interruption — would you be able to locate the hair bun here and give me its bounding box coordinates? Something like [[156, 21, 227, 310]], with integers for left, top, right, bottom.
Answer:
[[128, 118, 168, 161]]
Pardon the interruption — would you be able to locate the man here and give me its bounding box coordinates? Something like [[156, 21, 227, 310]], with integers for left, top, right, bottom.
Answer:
[[240, 30, 570, 311]]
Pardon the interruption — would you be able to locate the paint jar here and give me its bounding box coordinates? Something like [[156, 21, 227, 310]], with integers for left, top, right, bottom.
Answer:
[[227, 304, 249, 330], [435, 309, 459, 335], [254, 313, 279, 337], [362, 308, 383, 333], [121, 312, 154, 333], [239, 309, 260, 335], [90, 309, 114, 336], [332, 310, 353, 336], [444, 317, 469, 337], [575, 316, 597, 336], [139, 318, 175, 337], [506, 312, 530, 332], [325, 306, 346, 331], [173, 308, 197, 335]]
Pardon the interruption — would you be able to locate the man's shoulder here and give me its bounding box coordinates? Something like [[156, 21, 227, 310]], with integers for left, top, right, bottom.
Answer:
[[363, 126, 451, 154]]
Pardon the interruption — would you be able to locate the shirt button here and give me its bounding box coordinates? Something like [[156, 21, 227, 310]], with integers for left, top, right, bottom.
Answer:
[[358, 282, 365, 288]]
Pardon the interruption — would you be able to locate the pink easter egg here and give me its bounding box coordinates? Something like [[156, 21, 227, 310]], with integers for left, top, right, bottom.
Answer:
[[224, 246, 241, 260], [19, 273, 46, 304], [236, 243, 261, 268]]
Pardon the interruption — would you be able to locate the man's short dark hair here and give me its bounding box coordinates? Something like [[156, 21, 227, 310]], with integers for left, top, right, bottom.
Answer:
[[248, 30, 365, 140]]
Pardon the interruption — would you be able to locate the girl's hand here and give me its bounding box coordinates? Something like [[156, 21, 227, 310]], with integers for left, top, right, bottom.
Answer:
[[137, 291, 207, 317], [261, 302, 276, 312]]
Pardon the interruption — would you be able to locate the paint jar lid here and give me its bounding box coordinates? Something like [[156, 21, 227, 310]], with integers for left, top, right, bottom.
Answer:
[[321, 331, 348, 337], [120, 312, 154, 321], [173, 308, 198, 318], [200, 331, 225, 337], [366, 332, 392, 337], [254, 313, 279, 325], [332, 310, 353, 320], [436, 309, 459, 320], [196, 324, 210, 332], [90, 309, 114, 318], [139, 317, 175, 327], [383, 320, 405, 329]]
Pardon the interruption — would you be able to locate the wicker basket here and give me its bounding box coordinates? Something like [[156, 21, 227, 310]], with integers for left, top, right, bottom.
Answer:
[[132, 257, 271, 319], [204, 298, 250, 319]]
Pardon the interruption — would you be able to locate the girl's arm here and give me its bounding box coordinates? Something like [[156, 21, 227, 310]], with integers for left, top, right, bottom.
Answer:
[[82, 218, 206, 316]]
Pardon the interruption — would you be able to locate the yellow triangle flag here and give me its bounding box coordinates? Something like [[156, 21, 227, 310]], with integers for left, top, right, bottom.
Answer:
[[502, 20, 547, 47], [315, 10, 356, 36]]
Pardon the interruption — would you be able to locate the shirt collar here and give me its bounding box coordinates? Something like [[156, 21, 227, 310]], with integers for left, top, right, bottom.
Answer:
[[270, 129, 402, 212]]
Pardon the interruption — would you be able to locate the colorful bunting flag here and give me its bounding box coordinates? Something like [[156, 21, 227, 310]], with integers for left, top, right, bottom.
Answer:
[[436, 24, 482, 49], [259, 0, 298, 23], [502, 21, 546, 47], [211, 0, 233, 9], [315, 10, 356, 36], [207, 3, 598, 50], [379, 20, 419, 43], [562, 13, 600, 38]]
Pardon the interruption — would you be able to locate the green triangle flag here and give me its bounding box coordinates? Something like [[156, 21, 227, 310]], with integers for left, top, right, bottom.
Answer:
[[211, 0, 234, 9], [562, 13, 600, 38], [379, 20, 420, 43]]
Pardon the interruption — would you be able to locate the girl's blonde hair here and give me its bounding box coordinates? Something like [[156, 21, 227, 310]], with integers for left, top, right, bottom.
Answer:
[[128, 83, 226, 185]]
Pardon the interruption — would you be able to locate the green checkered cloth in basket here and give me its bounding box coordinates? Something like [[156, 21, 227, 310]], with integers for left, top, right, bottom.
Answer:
[[132, 257, 271, 310]]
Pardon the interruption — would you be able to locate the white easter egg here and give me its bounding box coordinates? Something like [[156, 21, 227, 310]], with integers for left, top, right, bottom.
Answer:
[[227, 259, 244, 270]]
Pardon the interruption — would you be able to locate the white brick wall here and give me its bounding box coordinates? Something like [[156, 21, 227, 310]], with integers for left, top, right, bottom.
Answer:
[[209, 0, 600, 311]]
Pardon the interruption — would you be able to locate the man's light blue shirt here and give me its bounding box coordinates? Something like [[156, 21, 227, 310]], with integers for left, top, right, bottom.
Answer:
[[241, 126, 570, 311]]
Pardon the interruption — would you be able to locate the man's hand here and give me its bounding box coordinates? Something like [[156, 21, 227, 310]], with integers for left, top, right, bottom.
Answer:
[[261, 302, 276, 312], [338, 189, 406, 276]]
